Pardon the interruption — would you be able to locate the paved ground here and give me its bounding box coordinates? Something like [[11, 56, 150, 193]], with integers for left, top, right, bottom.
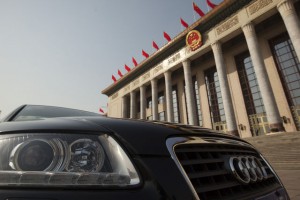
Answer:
[[245, 132, 300, 199], [276, 170, 300, 200]]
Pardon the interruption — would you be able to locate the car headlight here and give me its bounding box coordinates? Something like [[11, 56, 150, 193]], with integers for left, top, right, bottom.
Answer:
[[0, 133, 140, 187]]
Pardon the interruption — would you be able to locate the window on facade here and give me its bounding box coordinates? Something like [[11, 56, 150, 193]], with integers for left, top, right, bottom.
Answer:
[[147, 97, 152, 109], [136, 93, 141, 113], [204, 67, 225, 124], [125, 96, 130, 118], [235, 52, 265, 115], [270, 33, 300, 131], [158, 111, 165, 121], [158, 92, 165, 104], [270, 33, 300, 107], [172, 85, 180, 123], [235, 52, 268, 135], [193, 76, 203, 126]]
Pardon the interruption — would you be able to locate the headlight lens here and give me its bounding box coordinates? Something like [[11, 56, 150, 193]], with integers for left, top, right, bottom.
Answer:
[[9, 138, 69, 172], [67, 139, 105, 172], [0, 133, 140, 187]]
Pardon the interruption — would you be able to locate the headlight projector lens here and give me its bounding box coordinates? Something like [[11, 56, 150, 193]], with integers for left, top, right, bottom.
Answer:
[[9, 139, 68, 171], [10, 140, 54, 171]]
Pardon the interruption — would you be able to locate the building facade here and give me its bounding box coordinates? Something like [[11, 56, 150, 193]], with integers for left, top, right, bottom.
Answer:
[[102, 0, 300, 138]]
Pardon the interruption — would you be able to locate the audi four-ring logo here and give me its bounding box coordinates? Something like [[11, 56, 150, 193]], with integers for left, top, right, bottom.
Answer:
[[227, 156, 268, 184]]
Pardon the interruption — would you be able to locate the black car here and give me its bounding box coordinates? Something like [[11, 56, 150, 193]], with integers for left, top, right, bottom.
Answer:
[[0, 105, 289, 200]]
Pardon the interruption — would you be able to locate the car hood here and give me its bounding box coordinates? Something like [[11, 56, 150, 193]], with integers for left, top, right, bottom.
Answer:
[[0, 116, 243, 156]]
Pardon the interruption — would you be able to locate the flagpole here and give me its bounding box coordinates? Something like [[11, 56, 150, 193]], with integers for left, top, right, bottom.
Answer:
[[152, 39, 154, 54], [192, 0, 196, 22], [205, 0, 210, 12], [180, 18, 183, 32], [180, 19, 183, 32]]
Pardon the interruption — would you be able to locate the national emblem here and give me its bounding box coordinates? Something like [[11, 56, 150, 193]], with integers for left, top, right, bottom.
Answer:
[[186, 30, 202, 51]]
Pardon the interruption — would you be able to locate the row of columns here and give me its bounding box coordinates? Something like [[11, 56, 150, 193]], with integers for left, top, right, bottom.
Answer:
[[122, 0, 299, 136]]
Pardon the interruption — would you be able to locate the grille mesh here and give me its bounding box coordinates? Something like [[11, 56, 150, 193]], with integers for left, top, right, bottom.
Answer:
[[174, 143, 281, 200]]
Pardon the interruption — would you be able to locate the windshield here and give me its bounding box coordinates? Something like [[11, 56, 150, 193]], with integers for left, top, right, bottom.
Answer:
[[11, 105, 100, 122]]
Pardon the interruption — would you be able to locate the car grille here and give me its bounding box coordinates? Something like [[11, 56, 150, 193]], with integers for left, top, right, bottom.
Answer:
[[173, 138, 282, 200]]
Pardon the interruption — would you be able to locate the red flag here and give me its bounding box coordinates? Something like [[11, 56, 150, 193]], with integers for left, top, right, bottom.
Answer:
[[207, 0, 217, 9], [132, 57, 138, 67], [118, 69, 123, 78], [163, 31, 171, 42], [152, 41, 159, 51], [125, 64, 131, 72], [193, 2, 205, 17], [142, 49, 149, 58], [180, 18, 189, 28], [99, 108, 104, 113], [112, 75, 117, 83]]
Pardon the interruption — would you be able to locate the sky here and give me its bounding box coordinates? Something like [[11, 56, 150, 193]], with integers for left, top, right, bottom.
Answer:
[[0, 0, 222, 119]]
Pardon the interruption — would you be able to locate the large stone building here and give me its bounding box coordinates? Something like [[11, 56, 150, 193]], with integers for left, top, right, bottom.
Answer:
[[102, 0, 300, 138]]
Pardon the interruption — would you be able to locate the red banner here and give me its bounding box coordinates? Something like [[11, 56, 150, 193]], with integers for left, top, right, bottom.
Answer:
[[193, 2, 205, 17], [152, 41, 159, 51], [132, 57, 138, 67], [112, 75, 117, 83], [125, 64, 131, 72], [118, 69, 123, 78], [180, 18, 189, 29], [142, 49, 149, 58], [207, 0, 217, 9], [163, 31, 171, 42]]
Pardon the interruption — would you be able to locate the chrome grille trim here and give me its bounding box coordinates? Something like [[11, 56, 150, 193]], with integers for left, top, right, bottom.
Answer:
[[167, 137, 200, 200], [166, 136, 284, 200]]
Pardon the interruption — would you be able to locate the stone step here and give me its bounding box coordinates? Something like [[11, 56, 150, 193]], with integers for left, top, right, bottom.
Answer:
[[245, 132, 300, 171], [266, 159, 299, 163], [260, 152, 300, 155], [272, 165, 300, 171], [258, 148, 300, 152], [269, 163, 300, 169], [266, 157, 300, 161], [266, 157, 300, 160]]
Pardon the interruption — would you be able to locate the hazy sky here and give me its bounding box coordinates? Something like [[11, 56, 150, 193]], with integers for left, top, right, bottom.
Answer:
[[0, 0, 222, 118]]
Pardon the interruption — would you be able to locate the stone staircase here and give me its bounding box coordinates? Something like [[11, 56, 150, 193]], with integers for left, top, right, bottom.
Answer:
[[245, 132, 300, 171]]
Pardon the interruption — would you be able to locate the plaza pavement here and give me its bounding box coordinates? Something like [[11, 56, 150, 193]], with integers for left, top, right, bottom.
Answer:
[[277, 170, 300, 200], [245, 132, 300, 200]]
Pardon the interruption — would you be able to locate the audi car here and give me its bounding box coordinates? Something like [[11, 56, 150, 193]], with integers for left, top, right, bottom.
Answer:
[[0, 105, 289, 200]]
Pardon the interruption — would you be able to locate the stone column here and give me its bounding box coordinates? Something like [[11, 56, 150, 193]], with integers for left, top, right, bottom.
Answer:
[[198, 69, 212, 128], [130, 91, 136, 119], [164, 71, 174, 122], [211, 41, 239, 137], [140, 85, 146, 119], [182, 59, 198, 126], [242, 23, 284, 132], [177, 79, 186, 123], [278, 0, 300, 60], [121, 96, 127, 118], [151, 79, 158, 120]]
